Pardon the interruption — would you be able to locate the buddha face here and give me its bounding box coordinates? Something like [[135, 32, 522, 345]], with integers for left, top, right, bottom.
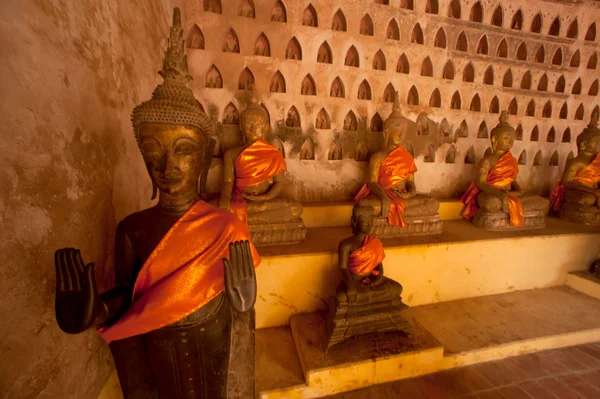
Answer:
[[491, 131, 515, 153], [138, 123, 204, 196], [241, 113, 268, 143], [383, 125, 405, 149], [356, 215, 373, 234]]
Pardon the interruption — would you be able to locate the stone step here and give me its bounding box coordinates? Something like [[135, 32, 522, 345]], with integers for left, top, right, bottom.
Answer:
[[302, 199, 464, 228], [255, 284, 600, 398]]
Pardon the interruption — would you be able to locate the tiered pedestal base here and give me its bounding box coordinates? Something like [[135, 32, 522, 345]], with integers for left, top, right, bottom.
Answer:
[[472, 209, 546, 230], [249, 219, 307, 246], [370, 214, 443, 238], [559, 203, 600, 225]]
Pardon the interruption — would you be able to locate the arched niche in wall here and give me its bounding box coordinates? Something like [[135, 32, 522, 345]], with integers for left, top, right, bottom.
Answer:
[[535, 45, 545, 63], [456, 31, 468, 52], [549, 151, 559, 166], [567, 19, 578, 39], [483, 66, 494, 85], [358, 80, 372, 100], [417, 114, 429, 135], [222, 102, 239, 125], [588, 53, 598, 69], [497, 39, 508, 58], [489, 96, 500, 114], [572, 78, 582, 95], [285, 106, 301, 128], [570, 50, 580, 67], [546, 127, 556, 142], [407, 86, 419, 105], [538, 74, 548, 92], [434, 28, 447, 48], [518, 150, 527, 165], [567, 151, 575, 162], [526, 99, 536, 116], [443, 60, 455, 80], [516, 42, 527, 61], [559, 102, 568, 119], [508, 98, 518, 115], [589, 80, 599, 96], [491, 5, 503, 27], [205, 64, 223, 88], [516, 124, 523, 140], [440, 119, 451, 137], [575, 104, 584, 120], [204, 0, 222, 13], [562, 128, 571, 143], [593, 105, 600, 120], [387, 19, 400, 40], [549, 17, 560, 36], [270, 71, 286, 93], [477, 121, 488, 138], [300, 139, 315, 160], [503, 69, 513, 87], [555, 75, 566, 93], [360, 14, 374, 36], [542, 100, 552, 118], [332, 9, 347, 31], [445, 145, 456, 163], [370, 113, 383, 132], [187, 24, 204, 49], [271, 0, 287, 22], [477, 35, 489, 55], [344, 111, 358, 131], [470, 1, 482, 22], [397, 54, 410, 74], [345, 46, 359, 67], [458, 120, 468, 137], [271, 137, 285, 158], [301, 74, 316, 95], [463, 63, 475, 82], [383, 83, 395, 103], [315, 108, 331, 129], [552, 48, 563, 66], [512, 10, 523, 30], [330, 77, 345, 98], [429, 89, 441, 108], [533, 150, 542, 166], [421, 57, 433, 76], [470, 94, 482, 112], [451, 91, 461, 109], [285, 37, 302, 60], [521, 70, 532, 89], [449, 0, 461, 19], [354, 140, 367, 161], [426, 0, 438, 14], [531, 13, 542, 33], [302, 4, 318, 27], [317, 41, 332, 64], [373, 50, 386, 70], [328, 138, 342, 160], [254, 33, 271, 56], [464, 146, 476, 164], [238, 0, 255, 18], [411, 23, 424, 44], [223, 28, 240, 53], [531, 126, 539, 141], [238, 68, 255, 90], [586, 22, 597, 41], [424, 144, 436, 162], [260, 104, 271, 125], [400, 0, 414, 10]]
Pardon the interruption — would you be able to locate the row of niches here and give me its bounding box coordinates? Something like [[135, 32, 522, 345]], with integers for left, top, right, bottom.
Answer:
[[188, 24, 600, 71], [200, 0, 599, 42], [204, 61, 600, 99]]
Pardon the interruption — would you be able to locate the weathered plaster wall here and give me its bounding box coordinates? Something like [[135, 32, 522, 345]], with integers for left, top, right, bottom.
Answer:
[[0, 0, 181, 397], [187, 0, 600, 201]]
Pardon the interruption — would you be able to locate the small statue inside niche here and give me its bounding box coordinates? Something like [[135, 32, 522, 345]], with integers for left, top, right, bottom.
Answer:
[[286, 108, 300, 128], [318, 47, 330, 63], [591, 259, 600, 279], [300, 139, 314, 160], [302, 8, 315, 26], [407, 90, 417, 106], [330, 80, 341, 97], [345, 52, 357, 67], [549, 115, 600, 225], [239, 0, 255, 18], [271, 3, 285, 22], [344, 113, 357, 131], [324, 214, 411, 351], [206, 0, 222, 13], [301, 79, 314, 95], [461, 111, 550, 230], [223, 31, 239, 53], [358, 84, 368, 100], [255, 40, 266, 56], [355, 141, 368, 161]]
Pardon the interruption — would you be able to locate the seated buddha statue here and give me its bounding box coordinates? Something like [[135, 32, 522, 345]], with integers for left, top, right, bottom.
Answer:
[[53, 10, 259, 398], [219, 98, 306, 245], [461, 111, 549, 230], [324, 215, 411, 351], [352, 92, 441, 237], [549, 116, 600, 225]]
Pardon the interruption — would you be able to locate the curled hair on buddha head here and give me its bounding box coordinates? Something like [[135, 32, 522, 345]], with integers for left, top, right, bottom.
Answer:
[[576, 114, 600, 154], [490, 111, 515, 143], [131, 7, 212, 145]]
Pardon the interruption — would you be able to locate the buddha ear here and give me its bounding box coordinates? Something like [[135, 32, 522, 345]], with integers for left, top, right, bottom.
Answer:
[[151, 181, 158, 200]]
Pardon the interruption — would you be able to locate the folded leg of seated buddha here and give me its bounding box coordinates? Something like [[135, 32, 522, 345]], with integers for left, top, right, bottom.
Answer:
[[336, 277, 403, 305], [356, 194, 439, 217], [564, 189, 598, 208], [246, 197, 303, 224], [477, 192, 549, 213]]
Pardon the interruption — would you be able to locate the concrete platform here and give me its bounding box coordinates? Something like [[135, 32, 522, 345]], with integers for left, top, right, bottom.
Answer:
[[566, 272, 600, 301], [255, 286, 600, 398]]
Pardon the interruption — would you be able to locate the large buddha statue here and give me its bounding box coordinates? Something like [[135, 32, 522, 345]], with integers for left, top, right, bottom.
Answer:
[[461, 112, 549, 230], [549, 116, 600, 225], [352, 93, 441, 237], [324, 215, 411, 351], [53, 9, 259, 398], [218, 98, 306, 245]]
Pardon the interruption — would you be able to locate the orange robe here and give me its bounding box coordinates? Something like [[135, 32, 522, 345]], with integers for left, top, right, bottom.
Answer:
[[461, 151, 525, 227], [98, 201, 260, 343], [354, 146, 418, 227], [348, 235, 386, 277], [230, 139, 287, 225], [549, 154, 600, 211]]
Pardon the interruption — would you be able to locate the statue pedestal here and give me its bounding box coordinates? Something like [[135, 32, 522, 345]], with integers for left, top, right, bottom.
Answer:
[[249, 219, 307, 246], [472, 209, 546, 230], [559, 203, 600, 225], [369, 214, 443, 238]]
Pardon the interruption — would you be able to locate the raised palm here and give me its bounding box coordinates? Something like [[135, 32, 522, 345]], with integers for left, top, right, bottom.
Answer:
[[55, 248, 99, 334], [223, 240, 257, 313]]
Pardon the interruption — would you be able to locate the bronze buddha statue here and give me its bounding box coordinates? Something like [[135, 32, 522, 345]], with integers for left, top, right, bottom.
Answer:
[[549, 116, 600, 225], [461, 111, 549, 230], [218, 97, 306, 245], [54, 9, 259, 398], [324, 215, 411, 351], [352, 92, 442, 237]]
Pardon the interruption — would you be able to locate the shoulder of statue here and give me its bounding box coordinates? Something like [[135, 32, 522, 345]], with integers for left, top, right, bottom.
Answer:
[[118, 206, 158, 234]]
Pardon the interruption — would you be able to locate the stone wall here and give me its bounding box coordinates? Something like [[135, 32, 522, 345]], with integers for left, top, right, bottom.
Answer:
[[186, 0, 600, 201], [0, 0, 181, 397]]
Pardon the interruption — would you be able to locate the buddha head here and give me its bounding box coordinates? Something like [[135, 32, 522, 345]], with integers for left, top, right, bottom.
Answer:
[[353, 214, 373, 235], [383, 92, 407, 149], [490, 111, 515, 154], [576, 115, 600, 155], [240, 96, 269, 144], [132, 8, 212, 199]]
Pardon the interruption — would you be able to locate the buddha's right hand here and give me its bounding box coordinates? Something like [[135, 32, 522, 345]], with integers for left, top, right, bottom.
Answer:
[[55, 248, 100, 334], [219, 198, 231, 211]]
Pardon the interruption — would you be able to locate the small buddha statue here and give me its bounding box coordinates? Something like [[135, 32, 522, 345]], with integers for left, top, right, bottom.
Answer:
[[219, 97, 306, 245], [53, 9, 259, 399], [324, 215, 411, 351], [352, 92, 442, 237], [461, 111, 550, 229], [549, 116, 600, 225]]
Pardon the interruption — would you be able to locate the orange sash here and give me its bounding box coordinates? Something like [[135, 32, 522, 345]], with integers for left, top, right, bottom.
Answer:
[[348, 235, 386, 277], [354, 146, 418, 227], [230, 139, 287, 225], [461, 151, 524, 226], [98, 201, 260, 343], [549, 154, 600, 211]]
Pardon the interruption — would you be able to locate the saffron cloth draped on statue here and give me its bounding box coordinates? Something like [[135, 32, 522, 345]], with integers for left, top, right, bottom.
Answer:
[[549, 154, 600, 211], [348, 235, 386, 277], [230, 139, 287, 225], [354, 146, 418, 227], [461, 151, 524, 226], [98, 201, 260, 343]]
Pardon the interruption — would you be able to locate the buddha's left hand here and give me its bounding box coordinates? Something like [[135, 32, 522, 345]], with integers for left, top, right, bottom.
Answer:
[[397, 191, 416, 200], [223, 240, 257, 313], [241, 192, 272, 201]]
